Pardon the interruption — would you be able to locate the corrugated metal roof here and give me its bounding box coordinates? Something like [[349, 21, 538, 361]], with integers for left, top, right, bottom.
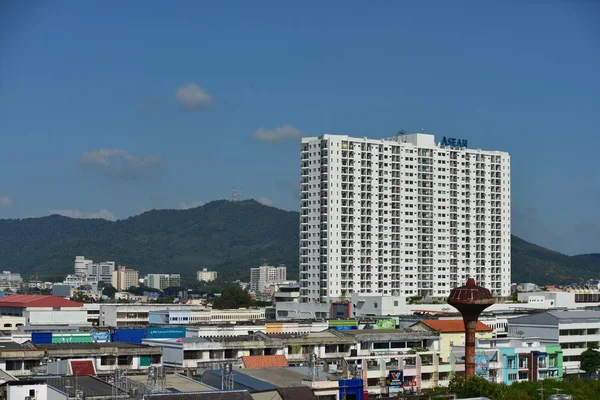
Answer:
[[242, 355, 289, 369], [509, 310, 600, 326], [144, 391, 253, 400], [202, 370, 277, 392], [277, 387, 317, 400], [416, 320, 492, 333]]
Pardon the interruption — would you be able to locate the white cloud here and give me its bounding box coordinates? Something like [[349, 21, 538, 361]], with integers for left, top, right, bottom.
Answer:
[[0, 196, 13, 208], [175, 83, 213, 111], [252, 125, 305, 142], [258, 197, 273, 207], [78, 148, 163, 180], [178, 200, 204, 210], [49, 209, 117, 221]]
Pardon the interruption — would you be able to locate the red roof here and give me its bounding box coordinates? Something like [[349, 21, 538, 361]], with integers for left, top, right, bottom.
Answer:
[[0, 295, 83, 308], [418, 320, 493, 333], [241, 355, 289, 369], [70, 360, 96, 376]]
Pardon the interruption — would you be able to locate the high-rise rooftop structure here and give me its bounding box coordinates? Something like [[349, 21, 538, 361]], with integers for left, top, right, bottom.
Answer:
[[299, 133, 511, 304]]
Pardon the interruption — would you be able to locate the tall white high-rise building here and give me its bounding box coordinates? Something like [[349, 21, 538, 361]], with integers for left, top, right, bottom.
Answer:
[[250, 264, 287, 293], [299, 133, 511, 304]]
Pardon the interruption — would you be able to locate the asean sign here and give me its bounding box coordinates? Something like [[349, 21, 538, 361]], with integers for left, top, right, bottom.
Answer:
[[440, 136, 467, 148]]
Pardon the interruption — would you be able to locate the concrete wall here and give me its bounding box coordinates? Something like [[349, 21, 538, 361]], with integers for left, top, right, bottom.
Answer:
[[7, 383, 48, 400], [25, 309, 89, 326], [47, 387, 67, 400], [0, 316, 25, 330]]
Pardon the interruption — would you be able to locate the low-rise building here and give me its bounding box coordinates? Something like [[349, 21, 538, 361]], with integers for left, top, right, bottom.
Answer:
[[0, 295, 88, 331], [36, 342, 163, 374], [517, 290, 600, 309], [185, 320, 329, 338], [409, 320, 493, 362], [148, 308, 266, 326], [99, 304, 264, 327], [476, 337, 563, 383], [0, 379, 49, 400], [508, 310, 600, 375], [0, 341, 45, 377]]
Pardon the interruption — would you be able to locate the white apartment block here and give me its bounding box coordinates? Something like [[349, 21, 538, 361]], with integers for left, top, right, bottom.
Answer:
[[197, 267, 218, 282], [87, 261, 115, 284], [146, 273, 181, 290], [74, 256, 93, 277], [250, 264, 287, 293], [299, 133, 511, 304]]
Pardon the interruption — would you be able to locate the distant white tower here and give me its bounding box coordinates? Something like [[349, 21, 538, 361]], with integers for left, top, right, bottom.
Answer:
[[74, 256, 93, 277]]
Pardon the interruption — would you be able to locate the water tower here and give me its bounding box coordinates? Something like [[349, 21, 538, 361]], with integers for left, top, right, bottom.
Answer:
[[447, 278, 494, 378]]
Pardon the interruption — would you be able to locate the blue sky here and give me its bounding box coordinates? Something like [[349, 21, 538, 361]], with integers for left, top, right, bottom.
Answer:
[[1, 1, 599, 255]]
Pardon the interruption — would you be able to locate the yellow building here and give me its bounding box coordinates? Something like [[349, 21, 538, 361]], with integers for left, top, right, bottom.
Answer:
[[410, 319, 493, 362], [111, 266, 139, 291]]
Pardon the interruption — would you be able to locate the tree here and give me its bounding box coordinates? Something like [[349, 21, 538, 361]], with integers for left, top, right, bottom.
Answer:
[[127, 285, 160, 296], [212, 286, 252, 309], [581, 345, 600, 377], [102, 284, 117, 299]]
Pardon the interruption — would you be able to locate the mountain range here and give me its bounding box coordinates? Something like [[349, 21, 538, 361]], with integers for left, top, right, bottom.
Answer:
[[0, 200, 598, 285]]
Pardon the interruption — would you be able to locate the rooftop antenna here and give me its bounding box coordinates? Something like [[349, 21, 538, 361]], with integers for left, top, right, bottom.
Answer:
[[308, 353, 319, 381], [221, 363, 234, 391]]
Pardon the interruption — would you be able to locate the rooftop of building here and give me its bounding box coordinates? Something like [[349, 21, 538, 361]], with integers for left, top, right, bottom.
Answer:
[[0, 294, 83, 308], [33, 375, 127, 398], [202, 370, 277, 392], [0, 379, 46, 386], [235, 368, 325, 388], [509, 310, 600, 325], [242, 355, 289, 369], [340, 328, 440, 340], [0, 341, 34, 351], [144, 391, 253, 400], [128, 373, 215, 392], [34, 342, 161, 351], [413, 320, 493, 333]]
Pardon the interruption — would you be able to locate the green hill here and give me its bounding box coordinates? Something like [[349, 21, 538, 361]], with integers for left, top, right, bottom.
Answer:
[[0, 199, 597, 285]]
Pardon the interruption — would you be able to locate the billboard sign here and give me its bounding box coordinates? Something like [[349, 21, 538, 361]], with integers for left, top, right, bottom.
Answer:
[[375, 319, 396, 329], [387, 370, 403, 386], [92, 331, 110, 342], [475, 354, 490, 379]]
